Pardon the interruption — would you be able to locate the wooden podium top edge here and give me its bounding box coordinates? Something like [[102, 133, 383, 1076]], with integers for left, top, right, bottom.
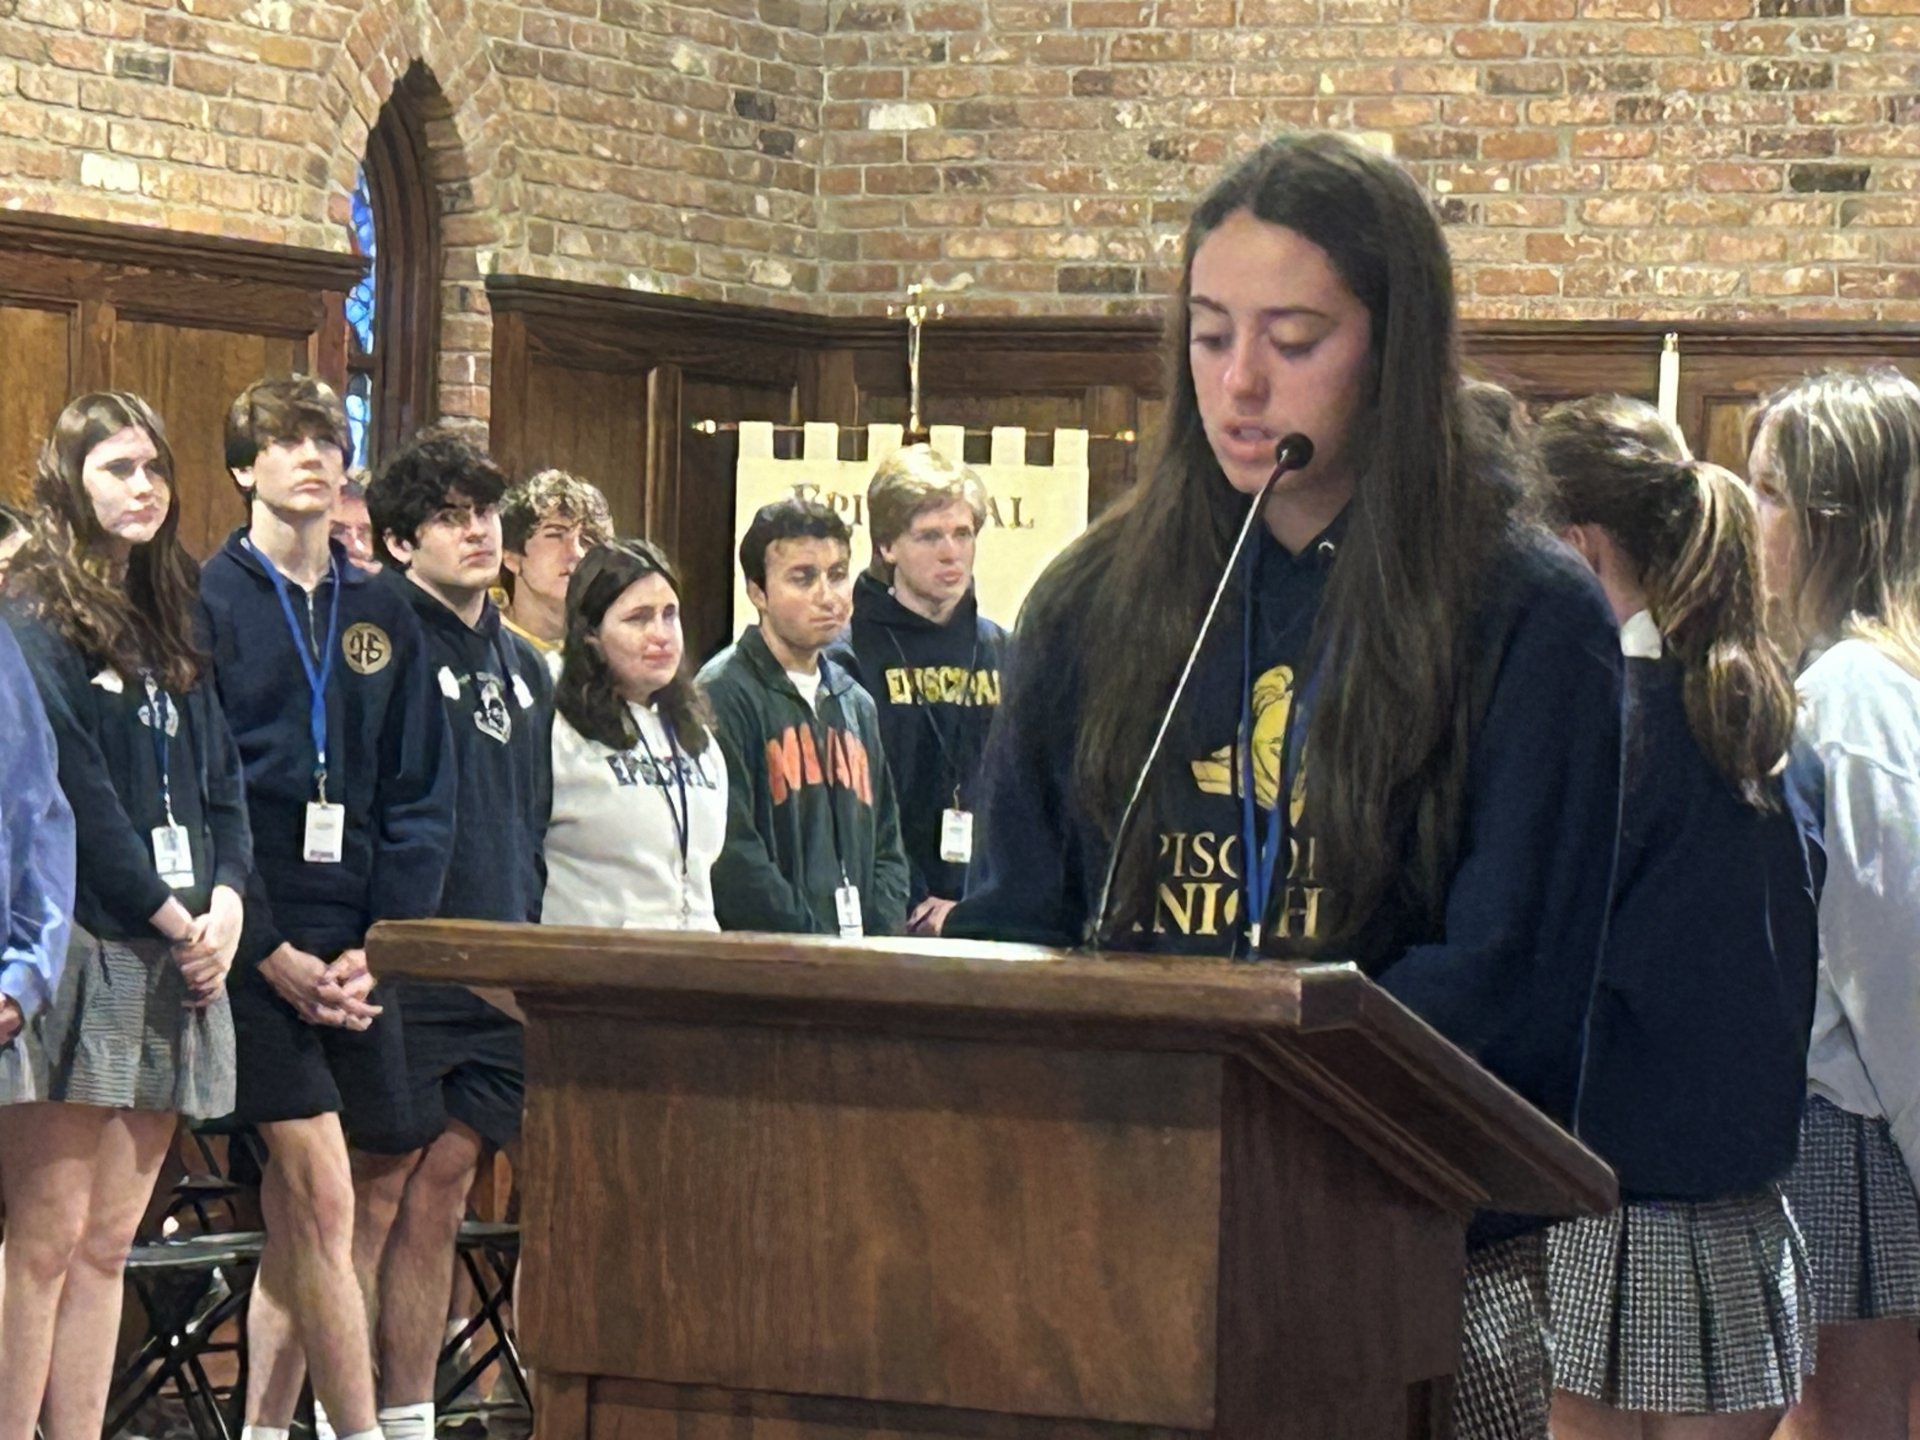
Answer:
[[370, 920, 1359, 1030]]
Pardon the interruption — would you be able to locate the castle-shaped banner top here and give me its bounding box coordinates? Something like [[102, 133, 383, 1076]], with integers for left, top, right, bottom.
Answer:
[[730, 422, 1092, 638]]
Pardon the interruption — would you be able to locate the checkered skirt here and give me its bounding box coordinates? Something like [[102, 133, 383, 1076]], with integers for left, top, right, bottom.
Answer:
[[1545, 1190, 1811, 1413], [1784, 1093, 1920, 1326], [0, 928, 234, 1120], [1454, 1233, 1552, 1440]]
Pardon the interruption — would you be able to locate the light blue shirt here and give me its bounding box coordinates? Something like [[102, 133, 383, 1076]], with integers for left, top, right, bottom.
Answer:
[[0, 621, 75, 1022]]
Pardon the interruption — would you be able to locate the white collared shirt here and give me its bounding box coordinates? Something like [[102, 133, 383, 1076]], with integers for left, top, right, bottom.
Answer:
[[1620, 609, 1664, 660]]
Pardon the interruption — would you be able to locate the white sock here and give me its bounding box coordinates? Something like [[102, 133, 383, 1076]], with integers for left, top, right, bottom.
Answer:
[[313, 1401, 338, 1440], [378, 1403, 435, 1440], [338, 1430, 386, 1440], [241, 1429, 292, 1440]]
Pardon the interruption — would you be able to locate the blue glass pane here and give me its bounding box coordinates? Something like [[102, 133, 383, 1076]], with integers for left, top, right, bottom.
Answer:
[[346, 168, 376, 356], [345, 372, 371, 470]]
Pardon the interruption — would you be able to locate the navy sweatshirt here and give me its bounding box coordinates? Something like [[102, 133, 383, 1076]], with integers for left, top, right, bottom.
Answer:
[[829, 573, 1009, 906], [388, 575, 552, 1019], [949, 518, 1626, 1174], [1574, 658, 1822, 1202], [200, 530, 454, 962], [5, 609, 252, 942]]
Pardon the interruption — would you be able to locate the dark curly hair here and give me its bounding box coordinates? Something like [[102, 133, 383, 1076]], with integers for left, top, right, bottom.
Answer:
[[366, 427, 509, 568]]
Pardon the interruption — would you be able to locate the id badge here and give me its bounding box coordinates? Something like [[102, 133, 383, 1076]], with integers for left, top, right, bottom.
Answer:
[[834, 882, 864, 939], [304, 802, 346, 864], [939, 807, 974, 865], [152, 823, 195, 889]]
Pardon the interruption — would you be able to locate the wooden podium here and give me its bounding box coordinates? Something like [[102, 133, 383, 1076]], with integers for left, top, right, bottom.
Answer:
[[370, 923, 1615, 1440]]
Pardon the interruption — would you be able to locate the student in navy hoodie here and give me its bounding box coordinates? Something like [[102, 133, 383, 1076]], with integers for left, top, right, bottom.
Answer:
[[1534, 396, 1820, 1440], [0, 393, 246, 1440], [200, 376, 453, 1440], [363, 428, 551, 1440], [945, 134, 1626, 1440], [830, 445, 1007, 935]]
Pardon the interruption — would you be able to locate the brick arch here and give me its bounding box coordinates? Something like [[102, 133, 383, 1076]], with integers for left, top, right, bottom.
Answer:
[[318, 0, 516, 429]]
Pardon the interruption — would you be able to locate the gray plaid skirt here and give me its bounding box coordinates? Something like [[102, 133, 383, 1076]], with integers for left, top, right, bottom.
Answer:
[[1545, 1190, 1811, 1413], [1783, 1092, 1920, 1326], [0, 928, 234, 1120], [1454, 1233, 1551, 1440]]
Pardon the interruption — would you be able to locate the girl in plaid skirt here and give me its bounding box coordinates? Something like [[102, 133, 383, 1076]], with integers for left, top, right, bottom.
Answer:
[[1532, 395, 1821, 1440], [1752, 368, 1920, 1440]]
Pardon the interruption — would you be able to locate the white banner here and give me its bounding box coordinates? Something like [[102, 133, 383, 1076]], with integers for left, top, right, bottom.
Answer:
[[729, 422, 1091, 637]]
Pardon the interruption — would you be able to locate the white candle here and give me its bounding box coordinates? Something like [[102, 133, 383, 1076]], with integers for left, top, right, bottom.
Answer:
[[1657, 332, 1680, 425]]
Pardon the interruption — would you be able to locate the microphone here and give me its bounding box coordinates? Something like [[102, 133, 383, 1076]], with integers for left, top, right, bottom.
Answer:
[[1086, 432, 1317, 950]]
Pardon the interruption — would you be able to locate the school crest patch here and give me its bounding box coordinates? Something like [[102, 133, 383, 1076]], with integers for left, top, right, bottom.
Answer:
[[342, 622, 392, 675]]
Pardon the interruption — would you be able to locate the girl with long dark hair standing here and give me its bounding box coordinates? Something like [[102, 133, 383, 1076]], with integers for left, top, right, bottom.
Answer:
[[0, 392, 248, 1439], [947, 133, 1628, 1438], [545, 540, 727, 930]]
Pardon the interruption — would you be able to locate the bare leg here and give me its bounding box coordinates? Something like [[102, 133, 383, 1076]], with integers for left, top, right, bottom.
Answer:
[[0, 1104, 106, 1440], [246, 1114, 379, 1434], [1776, 1319, 1920, 1440], [351, 1145, 418, 1395], [378, 1122, 484, 1406], [41, 1108, 177, 1440]]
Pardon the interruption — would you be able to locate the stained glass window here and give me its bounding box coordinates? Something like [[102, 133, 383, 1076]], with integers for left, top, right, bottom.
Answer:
[[344, 168, 377, 470]]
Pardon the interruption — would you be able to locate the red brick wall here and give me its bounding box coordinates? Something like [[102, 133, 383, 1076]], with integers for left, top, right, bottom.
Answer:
[[818, 0, 1920, 318], [6, 0, 1920, 415], [0, 0, 822, 423]]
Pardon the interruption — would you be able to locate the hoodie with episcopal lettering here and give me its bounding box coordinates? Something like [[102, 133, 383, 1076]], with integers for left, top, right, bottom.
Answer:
[[200, 529, 455, 963], [828, 572, 1008, 907]]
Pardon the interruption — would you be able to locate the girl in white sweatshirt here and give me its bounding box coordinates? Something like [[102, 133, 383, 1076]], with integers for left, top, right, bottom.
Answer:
[[1751, 367, 1920, 1440], [544, 540, 726, 931]]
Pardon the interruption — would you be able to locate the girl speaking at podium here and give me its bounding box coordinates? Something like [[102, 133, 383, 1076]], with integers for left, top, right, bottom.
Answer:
[[945, 132, 1628, 1439]]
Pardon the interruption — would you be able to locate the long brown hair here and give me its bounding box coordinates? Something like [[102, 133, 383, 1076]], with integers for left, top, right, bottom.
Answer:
[[1537, 397, 1794, 808], [1749, 367, 1920, 680], [556, 539, 712, 757], [6, 392, 205, 692], [1030, 133, 1526, 945]]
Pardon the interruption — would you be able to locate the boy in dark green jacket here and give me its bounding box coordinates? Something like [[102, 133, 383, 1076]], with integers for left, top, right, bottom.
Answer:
[[699, 499, 910, 936]]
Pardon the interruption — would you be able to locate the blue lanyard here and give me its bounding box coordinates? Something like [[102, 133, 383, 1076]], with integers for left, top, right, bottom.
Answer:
[[634, 713, 692, 877], [143, 676, 176, 825], [253, 544, 343, 802], [1238, 540, 1319, 956]]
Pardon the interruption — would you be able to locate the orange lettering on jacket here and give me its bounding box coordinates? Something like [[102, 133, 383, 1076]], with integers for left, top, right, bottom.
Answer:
[[764, 723, 875, 807]]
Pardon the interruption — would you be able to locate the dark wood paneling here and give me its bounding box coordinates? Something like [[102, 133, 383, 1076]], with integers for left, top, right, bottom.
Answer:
[[488, 275, 1920, 660], [522, 361, 649, 534], [0, 211, 359, 551], [115, 320, 303, 558], [0, 301, 77, 506]]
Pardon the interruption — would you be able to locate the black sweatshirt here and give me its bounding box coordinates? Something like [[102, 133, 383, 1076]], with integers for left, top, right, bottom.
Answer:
[[949, 519, 1627, 1180], [1574, 657, 1823, 1201], [200, 529, 454, 962], [5, 609, 252, 942], [387, 575, 552, 1020], [829, 573, 1008, 906]]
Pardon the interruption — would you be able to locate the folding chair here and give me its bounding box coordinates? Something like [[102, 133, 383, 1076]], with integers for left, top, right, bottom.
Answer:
[[107, 1230, 264, 1440], [438, 1219, 531, 1421]]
